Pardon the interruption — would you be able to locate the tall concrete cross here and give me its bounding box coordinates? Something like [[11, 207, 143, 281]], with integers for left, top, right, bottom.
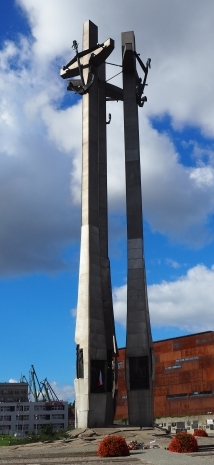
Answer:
[[61, 21, 154, 428], [61, 20, 117, 428], [122, 31, 154, 426]]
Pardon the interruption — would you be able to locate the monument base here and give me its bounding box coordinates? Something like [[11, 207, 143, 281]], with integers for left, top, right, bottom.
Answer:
[[75, 379, 115, 428]]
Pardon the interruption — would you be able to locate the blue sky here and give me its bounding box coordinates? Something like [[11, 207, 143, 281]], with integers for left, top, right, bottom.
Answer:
[[1, 0, 214, 401]]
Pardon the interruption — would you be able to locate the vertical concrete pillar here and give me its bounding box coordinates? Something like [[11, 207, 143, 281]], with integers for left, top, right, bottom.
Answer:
[[74, 21, 116, 428], [122, 31, 154, 426], [98, 63, 117, 424]]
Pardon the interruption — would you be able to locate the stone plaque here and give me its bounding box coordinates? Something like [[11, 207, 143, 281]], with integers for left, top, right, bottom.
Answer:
[[129, 356, 149, 390], [76, 344, 84, 379]]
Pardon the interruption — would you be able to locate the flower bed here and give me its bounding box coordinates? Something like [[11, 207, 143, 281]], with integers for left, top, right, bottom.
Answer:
[[193, 428, 208, 437], [168, 432, 198, 453], [97, 435, 130, 457]]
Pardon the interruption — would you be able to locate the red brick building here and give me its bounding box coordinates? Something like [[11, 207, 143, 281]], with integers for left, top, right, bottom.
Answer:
[[115, 331, 214, 420]]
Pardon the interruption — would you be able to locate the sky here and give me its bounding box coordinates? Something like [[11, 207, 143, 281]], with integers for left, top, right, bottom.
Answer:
[[0, 0, 214, 402]]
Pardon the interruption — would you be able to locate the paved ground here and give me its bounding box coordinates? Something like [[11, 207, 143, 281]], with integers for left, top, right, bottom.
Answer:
[[0, 427, 214, 464]]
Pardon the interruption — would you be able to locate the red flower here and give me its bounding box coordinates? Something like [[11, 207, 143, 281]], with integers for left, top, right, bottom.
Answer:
[[97, 435, 130, 457], [168, 432, 198, 453], [193, 429, 208, 437]]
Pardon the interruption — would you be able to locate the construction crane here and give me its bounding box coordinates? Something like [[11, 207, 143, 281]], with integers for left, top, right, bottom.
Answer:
[[40, 378, 59, 402], [20, 374, 28, 384], [29, 365, 45, 401], [20, 365, 60, 402]]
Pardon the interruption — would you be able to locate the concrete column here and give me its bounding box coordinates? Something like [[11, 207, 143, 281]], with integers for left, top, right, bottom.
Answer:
[[75, 20, 106, 428], [122, 31, 154, 426], [74, 21, 116, 428], [98, 63, 117, 424]]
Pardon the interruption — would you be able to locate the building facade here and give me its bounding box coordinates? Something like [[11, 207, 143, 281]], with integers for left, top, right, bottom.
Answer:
[[0, 383, 28, 403], [154, 331, 214, 417], [115, 331, 214, 427], [0, 400, 68, 436]]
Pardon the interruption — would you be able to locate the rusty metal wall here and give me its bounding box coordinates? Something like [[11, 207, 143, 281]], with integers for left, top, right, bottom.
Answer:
[[115, 331, 214, 420]]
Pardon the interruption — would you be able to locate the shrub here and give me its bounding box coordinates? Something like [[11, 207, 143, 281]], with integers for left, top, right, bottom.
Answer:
[[97, 435, 130, 457], [194, 428, 208, 437], [168, 432, 198, 453]]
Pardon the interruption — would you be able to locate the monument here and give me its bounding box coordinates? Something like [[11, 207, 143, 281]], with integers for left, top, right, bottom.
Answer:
[[122, 32, 154, 426], [60, 21, 154, 428]]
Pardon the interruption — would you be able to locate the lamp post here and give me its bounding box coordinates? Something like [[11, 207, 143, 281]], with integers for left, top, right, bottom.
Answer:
[[0, 406, 4, 435], [17, 411, 19, 436], [35, 414, 38, 435], [2, 406, 4, 435], [16, 401, 23, 437]]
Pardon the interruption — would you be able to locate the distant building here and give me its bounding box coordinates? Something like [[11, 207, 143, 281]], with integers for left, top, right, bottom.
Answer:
[[0, 382, 28, 403], [0, 400, 68, 435], [115, 331, 214, 431]]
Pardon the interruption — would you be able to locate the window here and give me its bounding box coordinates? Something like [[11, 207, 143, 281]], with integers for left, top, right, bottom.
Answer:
[[165, 365, 181, 370], [53, 423, 64, 429], [16, 425, 23, 431], [167, 393, 188, 399], [192, 421, 198, 429], [23, 424, 29, 431], [190, 391, 212, 397], [33, 424, 42, 430], [16, 405, 23, 411], [175, 356, 199, 363]]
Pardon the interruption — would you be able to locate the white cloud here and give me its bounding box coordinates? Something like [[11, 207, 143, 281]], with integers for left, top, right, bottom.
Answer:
[[104, 108, 214, 245], [0, 36, 81, 276], [50, 381, 75, 402], [138, 116, 214, 245], [0, 0, 214, 277], [9, 378, 18, 383], [113, 264, 214, 333], [113, 283, 127, 327], [71, 307, 77, 318], [17, 0, 214, 135], [190, 166, 214, 189], [165, 259, 180, 269]]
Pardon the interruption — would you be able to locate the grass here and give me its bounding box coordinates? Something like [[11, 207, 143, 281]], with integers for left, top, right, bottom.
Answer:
[[0, 427, 72, 447], [0, 435, 20, 447]]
